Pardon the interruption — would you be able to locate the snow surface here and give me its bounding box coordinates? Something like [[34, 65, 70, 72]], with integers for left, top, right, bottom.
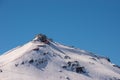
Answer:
[[0, 39, 120, 80]]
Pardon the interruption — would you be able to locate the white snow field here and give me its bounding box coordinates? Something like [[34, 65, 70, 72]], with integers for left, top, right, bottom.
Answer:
[[0, 34, 120, 80]]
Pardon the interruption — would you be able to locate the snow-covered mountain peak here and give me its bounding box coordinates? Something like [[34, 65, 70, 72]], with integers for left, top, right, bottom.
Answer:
[[0, 34, 120, 80], [33, 34, 50, 44]]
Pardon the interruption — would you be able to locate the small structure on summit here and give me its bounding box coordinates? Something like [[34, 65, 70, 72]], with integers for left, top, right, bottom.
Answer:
[[33, 34, 49, 44]]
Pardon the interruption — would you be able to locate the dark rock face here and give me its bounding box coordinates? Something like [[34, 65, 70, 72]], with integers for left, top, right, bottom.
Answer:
[[0, 69, 2, 72], [33, 48, 39, 51], [62, 61, 86, 74], [113, 65, 120, 69], [29, 59, 34, 63], [15, 64, 19, 67], [66, 76, 70, 80], [64, 55, 71, 59], [76, 66, 85, 73], [36, 34, 47, 42], [34, 34, 49, 44]]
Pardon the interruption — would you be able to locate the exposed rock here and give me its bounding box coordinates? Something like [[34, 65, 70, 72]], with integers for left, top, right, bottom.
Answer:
[[33, 48, 39, 51], [113, 65, 120, 69], [0, 69, 2, 72], [66, 76, 70, 80], [76, 66, 85, 73], [62, 61, 86, 74], [64, 55, 71, 59], [29, 59, 34, 64], [33, 34, 49, 44], [15, 64, 19, 67]]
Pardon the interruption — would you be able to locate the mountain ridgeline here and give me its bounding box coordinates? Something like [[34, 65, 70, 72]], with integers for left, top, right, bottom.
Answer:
[[0, 34, 120, 80]]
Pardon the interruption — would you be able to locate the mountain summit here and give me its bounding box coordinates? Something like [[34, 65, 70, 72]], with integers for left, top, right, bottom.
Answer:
[[0, 34, 120, 80]]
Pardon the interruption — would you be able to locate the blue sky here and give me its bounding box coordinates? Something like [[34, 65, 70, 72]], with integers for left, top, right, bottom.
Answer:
[[0, 0, 120, 65]]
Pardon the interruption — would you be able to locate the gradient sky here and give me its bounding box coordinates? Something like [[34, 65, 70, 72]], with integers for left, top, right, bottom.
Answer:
[[0, 0, 120, 65]]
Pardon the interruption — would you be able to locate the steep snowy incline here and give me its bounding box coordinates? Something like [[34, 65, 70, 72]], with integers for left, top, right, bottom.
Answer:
[[0, 34, 120, 80], [50, 42, 120, 78], [0, 41, 45, 67]]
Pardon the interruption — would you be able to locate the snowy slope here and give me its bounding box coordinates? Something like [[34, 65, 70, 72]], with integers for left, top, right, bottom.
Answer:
[[0, 34, 120, 80]]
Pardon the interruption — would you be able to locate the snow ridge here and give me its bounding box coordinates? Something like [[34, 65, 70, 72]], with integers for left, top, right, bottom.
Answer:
[[0, 34, 120, 80]]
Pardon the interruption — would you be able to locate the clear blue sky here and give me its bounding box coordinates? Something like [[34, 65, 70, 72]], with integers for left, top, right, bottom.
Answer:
[[0, 0, 120, 65]]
